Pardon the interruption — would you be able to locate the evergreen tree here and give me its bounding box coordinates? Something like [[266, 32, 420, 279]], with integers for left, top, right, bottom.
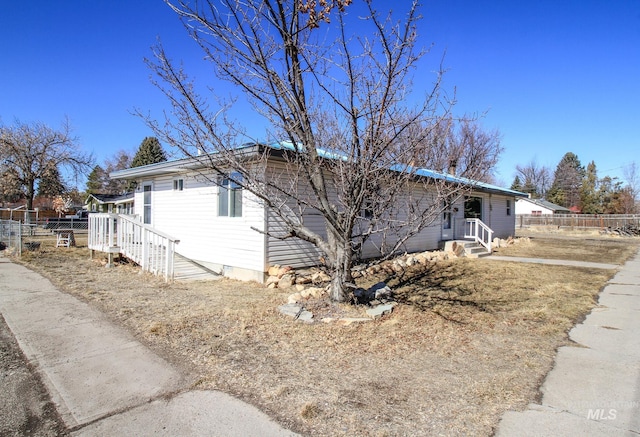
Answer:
[[131, 137, 167, 168], [599, 176, 622, 213], [38, 162, 66, 198], [547, 152, 584, 209], [580, 161, 601, 214], [86, 165, 108, 194], [510, 175, 523, 192], [0, 166, 24, 205]]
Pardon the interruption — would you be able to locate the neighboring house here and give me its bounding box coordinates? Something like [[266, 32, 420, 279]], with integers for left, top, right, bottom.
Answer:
[[110, 142, 527, 282], [85, 193, 135, 215], [515, 197, 570, 216]]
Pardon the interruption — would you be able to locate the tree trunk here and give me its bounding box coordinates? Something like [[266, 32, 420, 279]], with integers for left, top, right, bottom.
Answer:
[[329, 241, 354, 302], [26, 180, 35, 211]]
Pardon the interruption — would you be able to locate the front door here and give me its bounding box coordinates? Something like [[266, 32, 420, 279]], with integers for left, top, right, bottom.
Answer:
[[464, 196, 482, 220]]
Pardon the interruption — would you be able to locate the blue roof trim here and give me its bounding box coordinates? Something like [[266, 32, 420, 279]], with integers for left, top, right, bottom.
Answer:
[[267, 140, 527, 198]]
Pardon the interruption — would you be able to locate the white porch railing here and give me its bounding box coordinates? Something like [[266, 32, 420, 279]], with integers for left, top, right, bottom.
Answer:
[[464, 218, 493, 253], [88, 213, 180, 281]]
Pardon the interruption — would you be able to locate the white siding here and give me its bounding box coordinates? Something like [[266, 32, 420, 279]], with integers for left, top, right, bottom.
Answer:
[[265, 166, 449, 267], [133, 170, 266, 279], [130, 161, 518, 275], [485, 193, 517, 239], [515, 198, 554, 215]]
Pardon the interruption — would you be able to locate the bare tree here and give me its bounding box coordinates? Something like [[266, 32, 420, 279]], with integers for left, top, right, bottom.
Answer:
[[623, 162, 639, 213], [0, 119, 93, 210], [141, 0, 502, 301], [104, 150, 134, 194], [515, 160, 551, 199]]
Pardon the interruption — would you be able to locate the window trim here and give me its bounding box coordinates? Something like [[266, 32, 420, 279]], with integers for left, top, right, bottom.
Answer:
[[173, 178, 184, 191], [218, 172, 243, 218]]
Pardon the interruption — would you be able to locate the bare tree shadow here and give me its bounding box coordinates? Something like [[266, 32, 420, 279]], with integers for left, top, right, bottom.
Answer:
[[385, 263, 492, 323]]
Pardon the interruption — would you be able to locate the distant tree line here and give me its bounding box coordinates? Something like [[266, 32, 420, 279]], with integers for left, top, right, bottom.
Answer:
[[511, 152, 638, 214], [0, 117, 167, 209], [85, 137, 167, 196]]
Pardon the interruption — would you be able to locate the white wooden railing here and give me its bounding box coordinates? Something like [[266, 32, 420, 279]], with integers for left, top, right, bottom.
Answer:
[[88, 213, 179, 281], [464, 218, 493, 253]]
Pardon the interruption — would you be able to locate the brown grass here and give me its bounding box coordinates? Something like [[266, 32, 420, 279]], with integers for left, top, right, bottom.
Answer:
[[498, 233, 635, 264], [13, 234, 640, 436]]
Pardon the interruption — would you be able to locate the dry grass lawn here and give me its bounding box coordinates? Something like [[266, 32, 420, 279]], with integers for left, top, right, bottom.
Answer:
[[13, 234, 640, 436]]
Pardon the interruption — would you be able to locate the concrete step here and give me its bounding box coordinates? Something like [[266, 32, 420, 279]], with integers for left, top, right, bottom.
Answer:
[[442, 240, 491, 258]]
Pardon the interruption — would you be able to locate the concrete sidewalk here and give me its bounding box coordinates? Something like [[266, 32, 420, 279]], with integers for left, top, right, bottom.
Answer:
[[486, 255, 619, 270], [495, 252, 640, 436], [0, 256, 297, 436]]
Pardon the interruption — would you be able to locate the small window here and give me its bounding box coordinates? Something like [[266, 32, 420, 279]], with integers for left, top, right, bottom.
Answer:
[[443, 200, 452, 229], [363, 200, 374, 219], [218, 172, 243, 217], [173, 179, 184, 191], [506, 199, 512, 216]]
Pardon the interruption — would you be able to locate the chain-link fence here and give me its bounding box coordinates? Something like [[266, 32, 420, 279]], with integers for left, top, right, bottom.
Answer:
[[0, 219, 22, 256]]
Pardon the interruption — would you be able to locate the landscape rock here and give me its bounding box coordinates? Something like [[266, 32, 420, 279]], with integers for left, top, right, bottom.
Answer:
[[366, 304, 395, 319], [268, 265, 281, 276], [288, 293, 302, 304], [295, 276, 312, 285], [278, 303, 313, 322], [278, 274, 295, 289], [277, 266, 293, 278], [265, 275, 280, 286], [311, 271, 331, 283]]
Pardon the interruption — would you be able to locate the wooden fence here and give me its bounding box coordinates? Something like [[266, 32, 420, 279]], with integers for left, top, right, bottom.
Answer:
[[517, 214, 640, 229]]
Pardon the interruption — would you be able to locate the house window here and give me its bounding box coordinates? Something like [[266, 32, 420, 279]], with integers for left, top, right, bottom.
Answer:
[[143, 184, 152, 224], [532, 210, 542, 216], [218, 172, 243, 217], [363, 200, 374, 219], [173, 179, 184, 191], [506, 199, 511, 216], [443, 199, 452, 229]]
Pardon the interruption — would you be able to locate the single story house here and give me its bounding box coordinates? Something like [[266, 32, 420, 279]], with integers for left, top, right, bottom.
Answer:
[[110, 142, 527, 282], [515, 197, 570, 215], [85, 193, 134, 215]]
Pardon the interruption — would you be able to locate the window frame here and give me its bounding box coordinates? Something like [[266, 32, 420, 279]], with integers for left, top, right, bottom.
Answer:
[[173, 178, 184, 191], [218, 172, 243, 218]]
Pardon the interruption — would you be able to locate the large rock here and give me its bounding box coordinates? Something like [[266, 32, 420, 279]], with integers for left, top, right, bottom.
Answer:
[[366, 304, 395, 319], [265, 275, 280, 286], [288, 292, 302, 304], [278, 274, 295, 289], [268, 265, 281, 276], [311, 271, 331, 283], [278, 303, 313, 322]]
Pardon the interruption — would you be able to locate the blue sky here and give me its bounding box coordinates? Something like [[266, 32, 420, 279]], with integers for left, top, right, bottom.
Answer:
[[1, 1, 639, 188]]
